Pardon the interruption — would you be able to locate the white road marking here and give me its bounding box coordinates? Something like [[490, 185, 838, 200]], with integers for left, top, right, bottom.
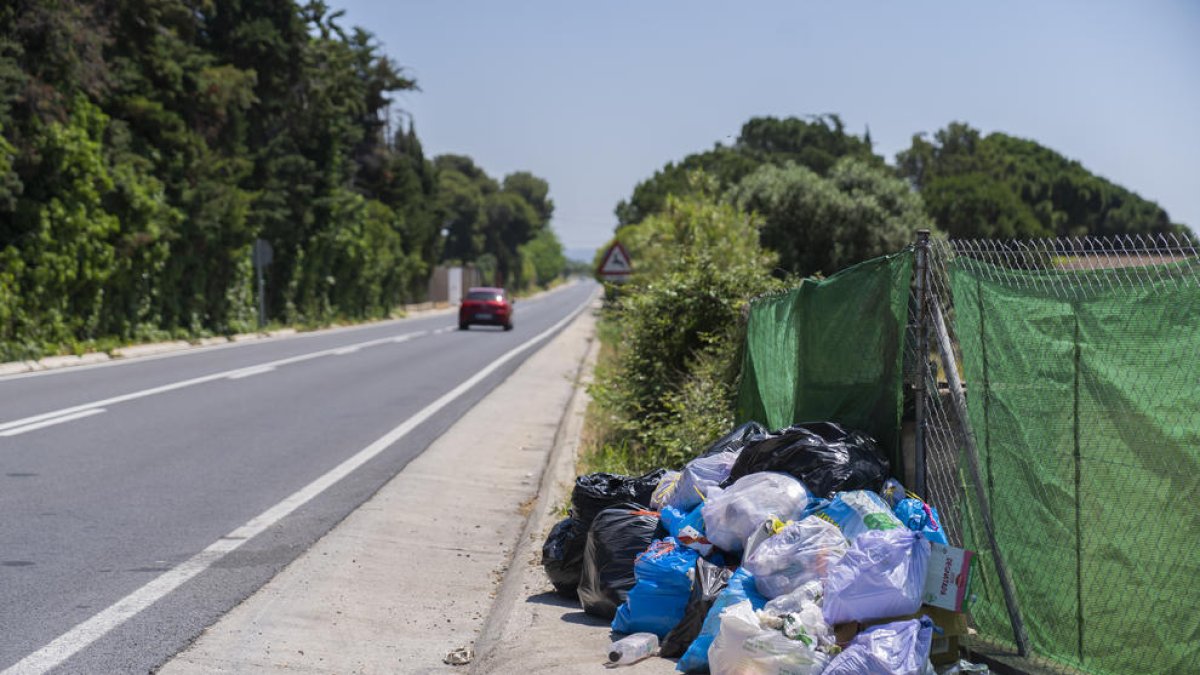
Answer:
[[225, 366, 276, 380], [331, 346, 360, 355], [0, 330, 432, 434], [0, 409, 107, 437], [0, 292, 594, 675]]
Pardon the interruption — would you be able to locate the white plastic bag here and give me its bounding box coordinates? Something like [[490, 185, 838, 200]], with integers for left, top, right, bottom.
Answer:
[[758, 581, 835, 652], [822, 528, 930, 625], [763, 579, 823, 616], [744, 516, 849, 598], [708, 600, 831, 675], [668, 451, 740, 510], [701, 472, 810, 553]]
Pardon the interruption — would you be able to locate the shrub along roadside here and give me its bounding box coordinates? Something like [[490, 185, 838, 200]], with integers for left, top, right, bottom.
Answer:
[[582, 187, 785, 474]]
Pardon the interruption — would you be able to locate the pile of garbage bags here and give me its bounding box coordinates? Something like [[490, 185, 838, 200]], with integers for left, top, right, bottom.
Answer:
[[542, 421, 968, 674]]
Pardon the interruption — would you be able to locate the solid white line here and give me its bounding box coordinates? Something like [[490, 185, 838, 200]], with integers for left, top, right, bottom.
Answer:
[[225, 366, 276, 380], [0, 409, 106, 437], [0, 330, 431, 434], [331, 346, 360, 355], [0, 291, 595, 675]]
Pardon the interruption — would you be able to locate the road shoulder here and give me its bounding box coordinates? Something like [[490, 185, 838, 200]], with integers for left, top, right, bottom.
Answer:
[[159, 295, 603, 674]]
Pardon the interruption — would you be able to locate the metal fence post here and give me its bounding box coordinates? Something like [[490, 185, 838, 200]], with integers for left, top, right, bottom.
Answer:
[[913, 230, 930, 500]]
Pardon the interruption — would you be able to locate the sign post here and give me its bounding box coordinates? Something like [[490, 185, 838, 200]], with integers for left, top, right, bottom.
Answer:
[[597, 241, 633, 284], [253, 238, 273, 329]]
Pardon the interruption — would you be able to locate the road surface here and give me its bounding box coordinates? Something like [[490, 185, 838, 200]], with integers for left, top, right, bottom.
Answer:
[[0, 281, 596, 674]]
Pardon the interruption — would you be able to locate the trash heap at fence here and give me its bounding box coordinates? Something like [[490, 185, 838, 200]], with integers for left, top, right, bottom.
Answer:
[[543, 421, 980, 674]]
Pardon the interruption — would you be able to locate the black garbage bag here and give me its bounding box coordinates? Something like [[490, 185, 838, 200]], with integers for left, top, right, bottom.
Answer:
[[698, 421, 770, 458], [542, 517, 587, 596], [578, 504, 660, 619], [725, 421, 889, 498], [572, 470, 666, 526], [659, 558, 732, 658]]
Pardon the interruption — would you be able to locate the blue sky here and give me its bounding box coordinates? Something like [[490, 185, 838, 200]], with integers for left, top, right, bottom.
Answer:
[[335, 1, 1200, 256]]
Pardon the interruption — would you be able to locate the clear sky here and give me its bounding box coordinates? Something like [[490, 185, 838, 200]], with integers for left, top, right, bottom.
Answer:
[[335, 0, 1199, 256]]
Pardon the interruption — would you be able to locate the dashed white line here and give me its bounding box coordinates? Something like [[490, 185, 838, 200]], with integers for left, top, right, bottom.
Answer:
[[0, 291, 594, 675], [0, 409, 107, 437], [0, 330, 431, 435]]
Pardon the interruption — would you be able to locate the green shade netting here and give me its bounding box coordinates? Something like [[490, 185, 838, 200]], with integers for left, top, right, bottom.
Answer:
[[736, 251, 912, 462], [952, 258, 1200, 674]]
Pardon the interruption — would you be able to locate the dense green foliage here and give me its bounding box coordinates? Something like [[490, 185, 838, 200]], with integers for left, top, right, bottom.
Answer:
[[615, 115, 879, 228], [0, 1, 562, 360], [897, 122, 1185, 239], [730, 158, 934, 276], [588, 187, 784, 470]]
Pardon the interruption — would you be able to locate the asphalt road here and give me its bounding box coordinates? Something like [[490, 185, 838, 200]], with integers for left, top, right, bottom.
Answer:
[[0, 280, 597, 675]]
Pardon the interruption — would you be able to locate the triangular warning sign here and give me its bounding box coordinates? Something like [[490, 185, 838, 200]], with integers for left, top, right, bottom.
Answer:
[[597, 241, 633, 281]]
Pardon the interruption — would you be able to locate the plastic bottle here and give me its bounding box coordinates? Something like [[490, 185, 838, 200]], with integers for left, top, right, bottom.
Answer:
[[607, 632, 659, 665]]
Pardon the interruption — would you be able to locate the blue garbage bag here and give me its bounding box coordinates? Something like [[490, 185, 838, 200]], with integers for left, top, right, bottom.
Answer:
[[894, 498, 949, 545], [660, 504, 713, 555], [612, 538, 699, 638], [676, 568, 767, 673], [822, 529, 931, 625], [823, 616, 934, 675]]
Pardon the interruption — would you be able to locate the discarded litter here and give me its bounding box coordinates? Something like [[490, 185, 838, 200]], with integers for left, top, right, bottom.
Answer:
[[443, 646, 474, 666], [542, 420, 973, 673], [608, 631, 659, 666]]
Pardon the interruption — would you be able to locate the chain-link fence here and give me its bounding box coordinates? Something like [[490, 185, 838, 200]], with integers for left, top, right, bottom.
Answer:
[[908, 233, 1200, 674]]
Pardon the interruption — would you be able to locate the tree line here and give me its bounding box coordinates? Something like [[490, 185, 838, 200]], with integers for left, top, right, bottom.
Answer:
[[0, 0, 562, 361]]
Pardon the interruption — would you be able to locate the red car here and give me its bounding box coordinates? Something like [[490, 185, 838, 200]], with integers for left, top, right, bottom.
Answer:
[[459, 287, 514, 331]]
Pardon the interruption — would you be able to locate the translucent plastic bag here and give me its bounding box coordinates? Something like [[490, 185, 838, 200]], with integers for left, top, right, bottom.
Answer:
[[815, 490, 903, 542], [650, 470, 681, 510], [612, 538, 699, 638], [707, 601, 831, 675], [823, 616, 935, 675], [744, 516, 849, 598], [669, 451, 741, 511], [822, 529, 931, 625], [701, 472, 810, 553], [759, 580, 834, 652]]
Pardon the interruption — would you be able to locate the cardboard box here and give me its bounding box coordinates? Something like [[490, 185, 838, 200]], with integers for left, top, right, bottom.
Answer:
[[923, 542, 974, 611], [833, 605, 969, 666]]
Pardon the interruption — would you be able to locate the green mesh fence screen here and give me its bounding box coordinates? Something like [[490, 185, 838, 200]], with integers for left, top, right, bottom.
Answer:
[[736, 251, 912, 461], [940, 241, 1200, 674]]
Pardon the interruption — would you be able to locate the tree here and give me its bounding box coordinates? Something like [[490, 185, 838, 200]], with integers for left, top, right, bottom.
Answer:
[[731, 158, 934, 276], [897, 122, 1184, 239]]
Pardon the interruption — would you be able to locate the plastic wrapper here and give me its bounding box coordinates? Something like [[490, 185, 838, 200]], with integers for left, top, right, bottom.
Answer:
[[572, 470, 665, 526], [894, 498, 949, 545], [541, 516, 587, 596], [816, 489, 904, 541], [727, 421, 889, 498], [612, 538, 698, 638], [578, 504, 660, 619], [744, 515, 849, 598], [650, 470, 681, 510], [669, 451, 741, 511], [707, 600, 831, 675], [822, 529, 931, 625], [701, 472, 810, 553], [660, 504, 713, 556], [677, 568, 767, 673], [698, 420, 770, 458], [880, 477, 907, 508], [823, 616, 935, 675], [660, 558, 731, 658]]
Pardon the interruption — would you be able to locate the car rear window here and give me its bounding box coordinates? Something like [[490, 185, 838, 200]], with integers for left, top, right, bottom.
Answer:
[[466, 291, 503, 301]]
